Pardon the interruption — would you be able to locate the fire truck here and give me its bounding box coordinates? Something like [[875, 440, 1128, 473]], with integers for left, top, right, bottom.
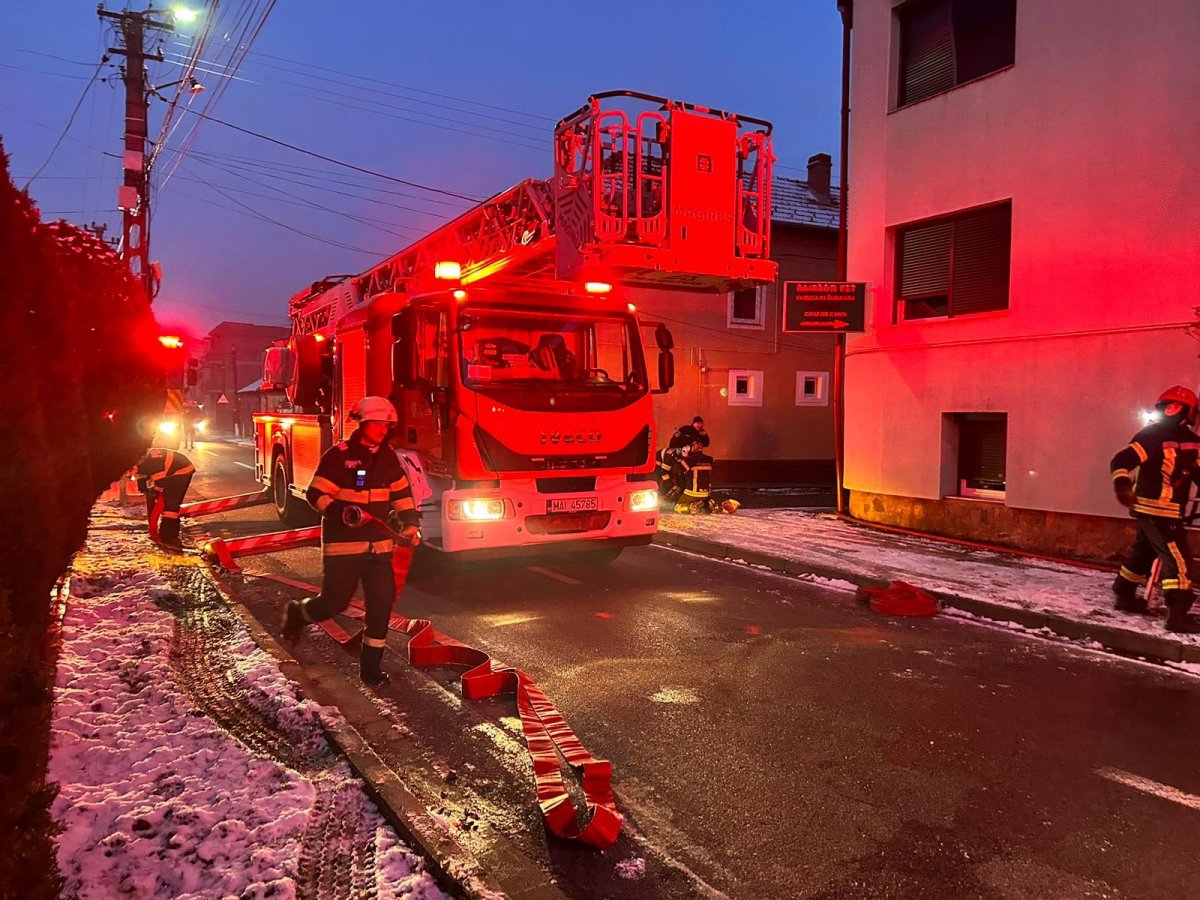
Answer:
[[253, 91, 776, 560]]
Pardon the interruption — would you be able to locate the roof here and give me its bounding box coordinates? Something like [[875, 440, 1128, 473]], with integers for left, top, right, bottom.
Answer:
[[770, 175, 840, 230]]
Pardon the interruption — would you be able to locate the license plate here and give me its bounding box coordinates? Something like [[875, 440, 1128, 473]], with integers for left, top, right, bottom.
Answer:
[[547, 497, 598, 513]]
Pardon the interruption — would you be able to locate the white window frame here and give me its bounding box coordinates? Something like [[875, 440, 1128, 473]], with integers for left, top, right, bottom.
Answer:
[[795, 371, 829, 407], [727, 285, 766, 330], [728, 369, 763, 407]]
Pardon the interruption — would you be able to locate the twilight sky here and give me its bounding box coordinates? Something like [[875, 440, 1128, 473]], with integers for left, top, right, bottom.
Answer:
[[2, 1, 843, 339]]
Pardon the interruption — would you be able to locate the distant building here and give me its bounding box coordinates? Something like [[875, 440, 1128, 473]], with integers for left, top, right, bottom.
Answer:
[[629, 156, 840, 484], [196, 321, 290, 434], [843, 0, 1200, 559]]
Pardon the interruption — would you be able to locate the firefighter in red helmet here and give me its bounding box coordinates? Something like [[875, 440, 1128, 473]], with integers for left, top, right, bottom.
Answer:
[[1109, 385, 1200, 633]]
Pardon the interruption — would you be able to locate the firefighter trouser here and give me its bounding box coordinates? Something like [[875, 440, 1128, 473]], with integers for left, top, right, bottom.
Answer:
[[303, 551, 396, 641], [1117, 515, 1194, 595], [146, 472, 193, 545]]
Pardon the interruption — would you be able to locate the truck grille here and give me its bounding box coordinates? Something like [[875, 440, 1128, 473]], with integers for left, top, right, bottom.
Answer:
[[524, 511, 611, 535], [536, 477, 596, 493]]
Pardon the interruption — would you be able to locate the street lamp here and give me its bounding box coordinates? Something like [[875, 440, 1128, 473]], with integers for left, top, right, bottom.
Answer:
[[170, 5, 201, 25]]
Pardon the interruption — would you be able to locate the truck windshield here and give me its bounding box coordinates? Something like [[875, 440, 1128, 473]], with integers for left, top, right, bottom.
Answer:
[[458, 307, 648, 406]]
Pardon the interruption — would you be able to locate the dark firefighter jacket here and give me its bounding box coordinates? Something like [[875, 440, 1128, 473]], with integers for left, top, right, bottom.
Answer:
[[306, 431, 419, 556], [668, 424, 710, 451], [134, 449, 195, 488], [1110, 420, 1200, 519]]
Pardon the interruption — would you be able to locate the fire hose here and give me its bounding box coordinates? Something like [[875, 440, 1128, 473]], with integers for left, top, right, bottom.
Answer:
[[340, 504, 421, 546], [236, 505, 620, 847]]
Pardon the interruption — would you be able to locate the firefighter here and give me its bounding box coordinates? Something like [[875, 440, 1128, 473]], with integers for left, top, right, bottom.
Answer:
[[133, 447, 195, 549], [281, 396, 420, 685], [669, 415, 710, 452], [181, 402, 199, 450], [1110, 385, 1200, 633]]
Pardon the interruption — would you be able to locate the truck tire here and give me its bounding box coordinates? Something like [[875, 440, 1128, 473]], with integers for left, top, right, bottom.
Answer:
[[273, 452, 317, 526]]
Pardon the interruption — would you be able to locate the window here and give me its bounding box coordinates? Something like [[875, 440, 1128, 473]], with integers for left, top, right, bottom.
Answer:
[[957, 413, 1007, 499], [728, 369, 763, 407], [896, 202, 1011, 321], [795, 371, 829, 406], [728, 286, 765, 329], [897, 0, 1016, 107]]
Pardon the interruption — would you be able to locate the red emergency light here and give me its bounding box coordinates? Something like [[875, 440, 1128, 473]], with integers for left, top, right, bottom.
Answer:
[[158, 335, 184, 349]]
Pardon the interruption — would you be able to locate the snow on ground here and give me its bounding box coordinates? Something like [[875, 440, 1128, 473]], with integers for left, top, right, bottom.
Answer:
[[660, 508, 1200, 650], [49, 519, 446, 899]]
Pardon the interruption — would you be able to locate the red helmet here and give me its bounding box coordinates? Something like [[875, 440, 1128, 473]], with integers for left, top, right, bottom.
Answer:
[[1157, 385, 1198, 422]]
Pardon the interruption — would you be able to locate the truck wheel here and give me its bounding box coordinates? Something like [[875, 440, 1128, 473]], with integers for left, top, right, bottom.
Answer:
[[273, 454, 316, 525]]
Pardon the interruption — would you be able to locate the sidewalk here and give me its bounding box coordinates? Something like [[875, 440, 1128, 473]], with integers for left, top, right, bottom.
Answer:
[[51, 507, 450, 899], [656, 508, 1200, 668]]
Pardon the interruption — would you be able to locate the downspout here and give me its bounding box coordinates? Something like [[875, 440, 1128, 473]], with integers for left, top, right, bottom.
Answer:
[[834, 0, 853, 514]]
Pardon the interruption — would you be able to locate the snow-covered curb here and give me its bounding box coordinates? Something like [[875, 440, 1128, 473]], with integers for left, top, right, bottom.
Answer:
[[658, 508, 1200, 663], [49, 522, 446, 899]]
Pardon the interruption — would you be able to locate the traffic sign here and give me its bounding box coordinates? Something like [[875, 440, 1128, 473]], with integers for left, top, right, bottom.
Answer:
[[782, 281, 867, 333], [217, 393, 229, 404]]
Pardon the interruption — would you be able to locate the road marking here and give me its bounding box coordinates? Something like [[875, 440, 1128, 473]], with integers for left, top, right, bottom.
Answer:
[[233, 461, 255, 470], [527, 566, 581, 585], [1098, 767, 1200, 811]]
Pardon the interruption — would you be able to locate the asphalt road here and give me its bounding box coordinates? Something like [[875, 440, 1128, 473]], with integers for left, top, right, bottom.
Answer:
[[182, 440, 1200, 899]]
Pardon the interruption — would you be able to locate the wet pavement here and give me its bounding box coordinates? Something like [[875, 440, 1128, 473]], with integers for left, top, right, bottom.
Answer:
[[181, 441, 1200, 898]]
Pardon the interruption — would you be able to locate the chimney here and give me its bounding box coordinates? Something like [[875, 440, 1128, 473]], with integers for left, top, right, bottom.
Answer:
[[807, 152, 832, 201]]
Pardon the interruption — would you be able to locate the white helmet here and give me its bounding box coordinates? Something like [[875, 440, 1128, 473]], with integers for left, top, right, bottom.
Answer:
[[349, 395, 397, 424]]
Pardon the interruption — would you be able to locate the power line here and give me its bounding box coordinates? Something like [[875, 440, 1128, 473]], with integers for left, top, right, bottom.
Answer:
[[247, 46, 555, 124], [173, 106, 482, 202], [177, 154, 432, 238], [0, 62, 91, 80], [23, 58, 107, 190], [170, 178, 389, 256], [182, 153, 452, 226]]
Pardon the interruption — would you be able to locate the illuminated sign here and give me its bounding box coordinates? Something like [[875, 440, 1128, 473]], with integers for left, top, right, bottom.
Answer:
[[782, 281, 867, 333]]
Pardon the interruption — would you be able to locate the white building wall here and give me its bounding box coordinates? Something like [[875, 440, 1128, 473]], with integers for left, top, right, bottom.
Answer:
[[846, 0, 1200, 519]]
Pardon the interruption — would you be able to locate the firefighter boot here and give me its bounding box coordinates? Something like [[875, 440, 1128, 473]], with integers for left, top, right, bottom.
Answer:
[[158, 516, 184, 550], [360, 643, 391, 686], [1111, 575, 1148, 614], [281, 599, 307, 644], [1164, 590, 1200, 634]]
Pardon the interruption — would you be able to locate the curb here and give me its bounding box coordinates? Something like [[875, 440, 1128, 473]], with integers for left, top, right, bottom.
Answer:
[[653, 530, 1200, 667], [203, 566, 568, 900]]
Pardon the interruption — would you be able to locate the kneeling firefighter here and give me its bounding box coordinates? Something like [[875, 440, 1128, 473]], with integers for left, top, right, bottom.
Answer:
[[1110, 384, 1200, 633], [282, 396, 420, 684]]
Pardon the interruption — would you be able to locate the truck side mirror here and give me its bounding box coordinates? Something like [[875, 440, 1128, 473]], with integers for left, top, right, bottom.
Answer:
[[289, 333, 331, 409], [392, 309, 419, 389], [656, 350, 675, 393], [654, 323, 674, 352]]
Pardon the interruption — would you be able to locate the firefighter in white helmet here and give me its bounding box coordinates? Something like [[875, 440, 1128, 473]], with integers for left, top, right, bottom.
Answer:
[[282, 396, 420, 685]]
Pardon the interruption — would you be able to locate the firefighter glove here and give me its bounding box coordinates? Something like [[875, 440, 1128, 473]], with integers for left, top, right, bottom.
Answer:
[[1114, 482, 1136, 508]]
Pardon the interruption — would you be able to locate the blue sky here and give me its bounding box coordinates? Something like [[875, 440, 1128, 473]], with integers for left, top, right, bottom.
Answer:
[[2, 1, 843, 336]]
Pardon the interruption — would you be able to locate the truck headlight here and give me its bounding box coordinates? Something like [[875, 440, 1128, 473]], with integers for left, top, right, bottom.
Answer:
[[158, 420, 178, 436], [448, 498, 507, 521], [629, 488, 658, 512]]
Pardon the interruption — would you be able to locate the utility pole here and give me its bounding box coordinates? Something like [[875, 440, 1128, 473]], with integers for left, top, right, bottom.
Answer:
[[98, 5, 173, 303]]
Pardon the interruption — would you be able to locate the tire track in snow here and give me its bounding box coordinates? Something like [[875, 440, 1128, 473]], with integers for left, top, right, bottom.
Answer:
[[157, 567, 380, 899]]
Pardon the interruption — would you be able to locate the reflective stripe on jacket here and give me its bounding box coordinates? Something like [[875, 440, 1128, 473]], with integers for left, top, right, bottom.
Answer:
[[135, 448, 195, 486], [1110, 421, 1200, 519], [306, 430, 419, 555]]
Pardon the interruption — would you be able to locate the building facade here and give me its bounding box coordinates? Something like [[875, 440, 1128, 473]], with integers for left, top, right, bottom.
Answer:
[[844, 0, 1200, 559], [632, 157, 840, 483], [196, 321, 290, 435]]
